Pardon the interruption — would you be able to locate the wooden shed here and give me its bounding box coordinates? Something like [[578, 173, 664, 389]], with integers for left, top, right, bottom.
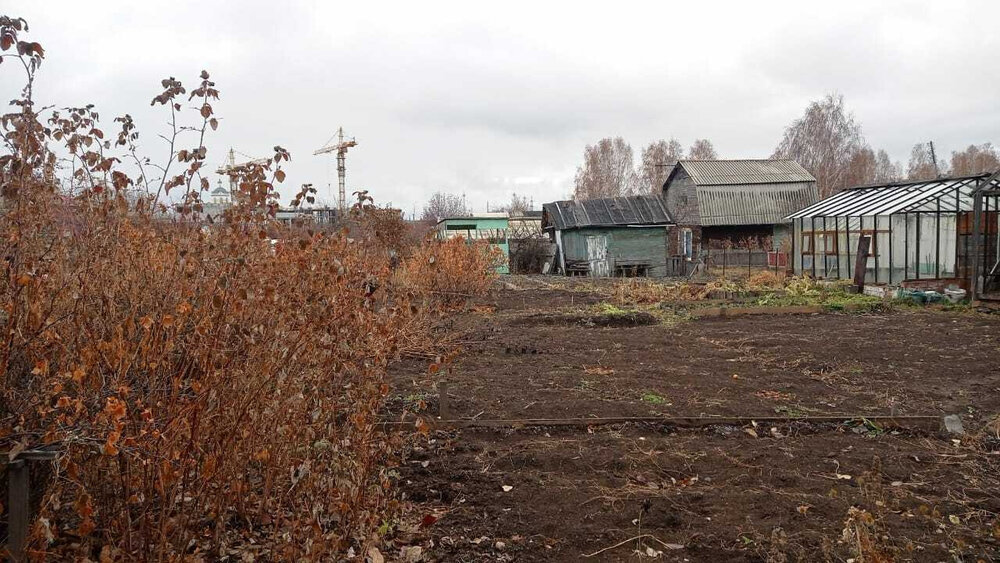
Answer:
[[541, 195, 674, 277], [662, 159, 818, 255]]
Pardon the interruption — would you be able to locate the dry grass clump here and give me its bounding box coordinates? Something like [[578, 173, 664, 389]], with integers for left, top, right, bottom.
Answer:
[[610, 278, 716, 306], [841, 508, 896, 563], [748, 270, 787, 289]]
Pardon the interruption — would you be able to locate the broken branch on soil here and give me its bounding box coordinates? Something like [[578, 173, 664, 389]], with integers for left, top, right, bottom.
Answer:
[[581, 534, 682, 558]]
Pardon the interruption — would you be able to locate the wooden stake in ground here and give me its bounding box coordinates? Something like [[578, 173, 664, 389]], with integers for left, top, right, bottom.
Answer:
[[853, 235, 871, 290], [438, 381, 450, 419]]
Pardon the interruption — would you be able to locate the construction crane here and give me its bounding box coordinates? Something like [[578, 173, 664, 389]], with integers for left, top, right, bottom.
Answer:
[[215, 148, 270, 198], [313, 127, 357, 213]]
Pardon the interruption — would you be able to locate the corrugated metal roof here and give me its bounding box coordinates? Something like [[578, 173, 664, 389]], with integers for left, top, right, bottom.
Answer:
[[676, 160, 816, 186], [542, 194, 673, 230], [787, 174, 1000, 218], [698, 182, 819, 226]]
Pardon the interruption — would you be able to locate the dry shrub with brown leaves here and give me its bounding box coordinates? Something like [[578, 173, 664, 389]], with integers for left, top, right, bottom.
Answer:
[[0, 17, 489, 560], [401, 236, 502, 303]]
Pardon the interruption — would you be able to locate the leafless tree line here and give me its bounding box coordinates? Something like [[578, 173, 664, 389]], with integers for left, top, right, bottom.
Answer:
[[908, 141, 999, 181], [420, 190, 534, 222], [430, 92, 1000, 215], [772, 94, 999, 197], [573, 137, 717, 200], [420, 191, 469, 222]]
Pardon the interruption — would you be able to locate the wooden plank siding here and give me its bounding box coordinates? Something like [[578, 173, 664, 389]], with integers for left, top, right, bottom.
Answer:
[[560, 226, 670, 278]]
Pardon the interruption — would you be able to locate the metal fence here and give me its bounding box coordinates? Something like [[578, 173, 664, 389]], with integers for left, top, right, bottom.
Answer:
[[668, 250, 789, 279]]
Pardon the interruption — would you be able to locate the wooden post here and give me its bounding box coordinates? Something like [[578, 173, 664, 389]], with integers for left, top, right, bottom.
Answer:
[[8, 459, 28, 563], [438, 382, 450, 419], [854, 235, 871, 291]]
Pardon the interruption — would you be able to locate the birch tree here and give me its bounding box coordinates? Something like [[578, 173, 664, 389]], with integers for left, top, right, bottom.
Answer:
[[495, 192, 532, 214], [907, 143, 947, 180], [845, 147, 902, 187], [638, 138, 684, 193], [950, 143, 1000, 176], [420, 191, 469, 222], [573, 137, 639, 200], [772, 94, 865, 197], [687, 139, 718, 160]]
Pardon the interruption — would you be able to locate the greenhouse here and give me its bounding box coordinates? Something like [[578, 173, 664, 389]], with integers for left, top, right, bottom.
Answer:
[[786, 173, 1000, 297]]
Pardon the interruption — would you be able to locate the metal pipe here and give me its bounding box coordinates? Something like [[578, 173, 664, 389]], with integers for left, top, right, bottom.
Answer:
[[915, 211, 921, 280], [836, 216, 842, 279], [973, 192, 983, 296], [792, 218, 797, 275], [811, 220, 817, 279], [846, 215, 852, 279], [874, 216, 880, 284], [905, 212, 909, 280], [955, 187, 961, 278], [888, 214, 894, 284], [935, 197, 941, 279], [822, 216, 828, 278]]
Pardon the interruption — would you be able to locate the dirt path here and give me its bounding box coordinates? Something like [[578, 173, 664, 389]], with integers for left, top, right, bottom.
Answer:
[[389, 283, 1000, 562]]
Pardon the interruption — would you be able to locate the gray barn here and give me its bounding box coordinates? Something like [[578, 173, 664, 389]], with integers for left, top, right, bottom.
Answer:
[[542, 195, 674, 277], [662, 160, 818, 256]]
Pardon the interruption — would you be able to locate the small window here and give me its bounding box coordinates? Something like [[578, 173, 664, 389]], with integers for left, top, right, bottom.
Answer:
[[819, 232, 838, 255], [681, 228, 693, 258]]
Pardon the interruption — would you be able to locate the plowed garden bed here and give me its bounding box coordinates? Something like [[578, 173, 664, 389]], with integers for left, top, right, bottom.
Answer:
[[387, 278, 1000, 562]]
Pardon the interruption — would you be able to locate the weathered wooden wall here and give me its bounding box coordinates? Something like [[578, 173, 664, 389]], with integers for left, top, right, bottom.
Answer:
[[560, 227, 669, 277]]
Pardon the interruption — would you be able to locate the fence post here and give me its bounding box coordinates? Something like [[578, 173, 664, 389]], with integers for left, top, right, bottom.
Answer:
[[8, 459, 28, 562]]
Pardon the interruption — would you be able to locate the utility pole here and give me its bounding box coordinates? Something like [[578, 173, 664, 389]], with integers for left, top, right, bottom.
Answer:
[[929, 141, 940, 178]]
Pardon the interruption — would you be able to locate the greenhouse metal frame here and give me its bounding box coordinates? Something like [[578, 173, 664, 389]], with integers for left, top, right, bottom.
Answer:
[[787, 171, 1000, 299]]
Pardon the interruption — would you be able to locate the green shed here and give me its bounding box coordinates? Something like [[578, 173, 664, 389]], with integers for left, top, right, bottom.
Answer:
[[542, 195, 674, 277], [435, 213, 510, 274]]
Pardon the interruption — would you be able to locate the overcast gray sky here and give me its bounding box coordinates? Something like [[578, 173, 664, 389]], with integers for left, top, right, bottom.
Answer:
[[8, 1, 1000, 215]]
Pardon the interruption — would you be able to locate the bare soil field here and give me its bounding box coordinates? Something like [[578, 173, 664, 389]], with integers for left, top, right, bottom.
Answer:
[[388, 278, 1000, 562]]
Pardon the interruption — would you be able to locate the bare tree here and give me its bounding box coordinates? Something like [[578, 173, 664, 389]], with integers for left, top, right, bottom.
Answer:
[[687, 139, 718, 160], [874, 149, 903, 183], [844, 147, 902, 187], [420, 191, 469, 222], [771, 94, 865, 197], [638, 139, 684, 193], [573, 137, 639, 200], [907, 142, 947, 181], [844, 147, 877, 188], [494, 192, 532, 215], [950, 143, 1000, 176]]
